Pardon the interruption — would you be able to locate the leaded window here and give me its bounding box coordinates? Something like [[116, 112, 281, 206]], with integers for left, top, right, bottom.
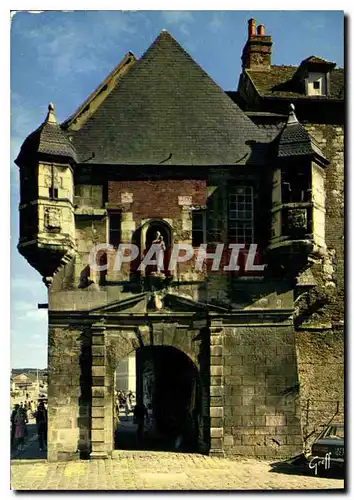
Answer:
[[228, 186, 254, 244]]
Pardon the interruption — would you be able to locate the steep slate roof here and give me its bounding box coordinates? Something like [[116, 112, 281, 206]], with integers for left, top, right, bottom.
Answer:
[[62, 52, 136, 132], [276, 104, 328, 163], [16, 104, 77, 167], [70, 30, 269, 166], [247, 66, 344, 99]]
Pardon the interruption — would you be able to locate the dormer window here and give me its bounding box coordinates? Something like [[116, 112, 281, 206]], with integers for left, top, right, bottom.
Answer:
[[305, 72, 327, 96]]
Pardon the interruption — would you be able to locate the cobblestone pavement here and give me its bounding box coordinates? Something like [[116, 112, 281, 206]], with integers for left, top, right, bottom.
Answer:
[[11, 422, 47, 461], [11, 451, 344, 490]]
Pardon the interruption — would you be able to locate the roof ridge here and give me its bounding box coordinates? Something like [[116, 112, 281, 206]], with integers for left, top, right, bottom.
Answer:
[[62, 51, 136, 131], [136, 30, 263, 129]]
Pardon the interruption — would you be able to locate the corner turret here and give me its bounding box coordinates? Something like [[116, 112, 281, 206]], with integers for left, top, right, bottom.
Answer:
[[15, 103, 77, 286], [268, 103, 329, 270]]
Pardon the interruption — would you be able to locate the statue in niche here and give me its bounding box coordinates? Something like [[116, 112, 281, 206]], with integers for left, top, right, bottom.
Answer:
[[151, 231, 166, 275], [143, 225, 171, 278]]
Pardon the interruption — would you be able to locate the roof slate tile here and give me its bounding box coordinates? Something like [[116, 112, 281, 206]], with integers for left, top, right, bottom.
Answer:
[[71, 30, 270, 166], [16, 107, 77, 166], [247, 65, 344, 99]]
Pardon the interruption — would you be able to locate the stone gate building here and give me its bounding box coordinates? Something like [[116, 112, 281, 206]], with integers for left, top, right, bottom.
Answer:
[[15, 19, 344, 461]]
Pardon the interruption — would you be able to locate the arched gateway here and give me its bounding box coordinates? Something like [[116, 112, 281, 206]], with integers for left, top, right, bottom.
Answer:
[[115, 346, 201, 452], [47, 292, 227, 461]]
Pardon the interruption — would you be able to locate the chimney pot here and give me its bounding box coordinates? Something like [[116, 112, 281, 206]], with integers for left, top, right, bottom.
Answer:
[[257, 24, 265, 36], [248, 18, 256, 38], [241, 20, 273, 71]]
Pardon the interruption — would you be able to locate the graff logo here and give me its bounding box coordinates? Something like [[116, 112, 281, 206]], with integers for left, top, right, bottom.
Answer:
[[308, 453, 331, 475], [88, 243, 265, 273]]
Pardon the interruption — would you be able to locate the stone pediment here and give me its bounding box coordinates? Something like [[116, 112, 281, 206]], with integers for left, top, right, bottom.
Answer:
[[88, 291, 229, 316]]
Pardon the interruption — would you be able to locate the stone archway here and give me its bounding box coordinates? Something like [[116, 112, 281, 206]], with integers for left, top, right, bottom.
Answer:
[[114, 345, 201, 452], [90, 318, 210, 458]]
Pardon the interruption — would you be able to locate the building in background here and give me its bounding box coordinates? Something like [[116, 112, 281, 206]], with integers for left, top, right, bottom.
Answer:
[[115, 352, 136, 393]]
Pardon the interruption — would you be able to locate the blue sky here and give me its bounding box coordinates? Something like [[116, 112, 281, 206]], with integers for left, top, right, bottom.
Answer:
[[10, 10, 344, 368]]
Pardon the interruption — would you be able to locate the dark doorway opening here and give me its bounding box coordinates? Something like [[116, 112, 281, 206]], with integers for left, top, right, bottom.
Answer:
[[114, 346, 201, 453]]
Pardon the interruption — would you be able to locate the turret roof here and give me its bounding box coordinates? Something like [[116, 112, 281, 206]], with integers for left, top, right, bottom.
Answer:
[[276, 103, 328, 164], [15, 104, 77, 167]]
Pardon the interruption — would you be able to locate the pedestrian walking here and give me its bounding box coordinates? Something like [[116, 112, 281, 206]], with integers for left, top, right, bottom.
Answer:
[[124, 397, 131, 417], [11, 404, 19, 448], [118, 391, 125, 410], [127, 391, 134, 406], [14, 406, 26, 451], [35, 401, 47, 451], [20, 406, 29, 436]]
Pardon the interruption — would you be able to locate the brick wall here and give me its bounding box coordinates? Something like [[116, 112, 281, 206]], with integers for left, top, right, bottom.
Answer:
[[108, 180, 206, 223]]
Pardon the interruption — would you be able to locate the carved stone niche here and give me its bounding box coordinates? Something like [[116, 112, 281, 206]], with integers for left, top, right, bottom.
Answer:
[[44, 206, 61, 232], [288, 208, 307, 232]]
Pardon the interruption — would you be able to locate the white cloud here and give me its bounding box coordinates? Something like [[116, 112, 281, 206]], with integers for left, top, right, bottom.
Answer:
[[12, 301, 47, 322], [10, 92, 46, 178], [209, 12, 224, 33], [161, 11, 194, 25], [11, 276, 46, 297], [31, 333, 42, 339], [25, 309, 48, 322], [303, 17, 326, 33], [20, 12, 138, 80], [12, 301, 33, 312], [161, 11, 194, 36], [11, 92, 44, 138], [19, 342, 46, 350]]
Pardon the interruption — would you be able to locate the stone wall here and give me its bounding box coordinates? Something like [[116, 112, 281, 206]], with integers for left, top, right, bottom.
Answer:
[[222, 324, 303, 458], [293, 124, 345, 442], [47, 324, 91, 461], [303, 124, 344, 324], [295, 327, 344, 447]]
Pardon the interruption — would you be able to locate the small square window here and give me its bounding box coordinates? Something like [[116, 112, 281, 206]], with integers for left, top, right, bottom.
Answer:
[[313, 81, 320, 90], [49, 187, 59, 200]]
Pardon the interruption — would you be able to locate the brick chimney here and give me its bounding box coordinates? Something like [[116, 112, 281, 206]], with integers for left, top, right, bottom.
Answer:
[[242, 18, 272, 71]]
